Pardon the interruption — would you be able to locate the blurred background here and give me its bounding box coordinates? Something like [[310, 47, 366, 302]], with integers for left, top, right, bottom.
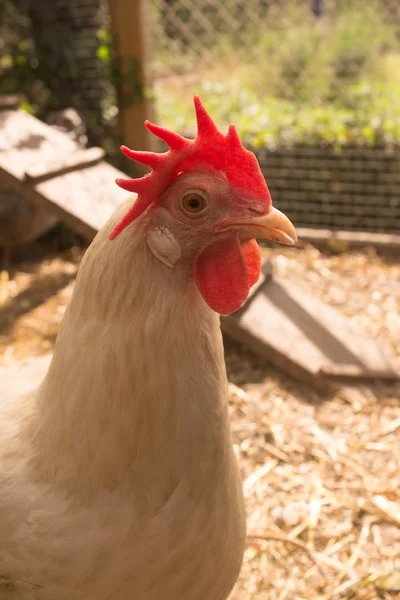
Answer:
[[2, 0, 400, 233], [1, 1, 400, 598]]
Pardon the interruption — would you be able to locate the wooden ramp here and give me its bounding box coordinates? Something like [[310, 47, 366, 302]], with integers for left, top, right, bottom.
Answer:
[[0, 98, 398, 387], [0, 100, 132, 240], [222, 263, 398, 387]]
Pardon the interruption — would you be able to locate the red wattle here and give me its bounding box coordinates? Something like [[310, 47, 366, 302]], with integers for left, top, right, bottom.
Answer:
[[194, 237, 262, 315], [242, 239, 261, 288]]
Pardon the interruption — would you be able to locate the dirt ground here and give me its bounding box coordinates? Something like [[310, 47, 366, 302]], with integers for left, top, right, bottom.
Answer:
[[0, 233, 399, 600]]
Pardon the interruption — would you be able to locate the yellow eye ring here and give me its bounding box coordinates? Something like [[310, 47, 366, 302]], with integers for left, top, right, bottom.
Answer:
[[181, 193, 207, 215]]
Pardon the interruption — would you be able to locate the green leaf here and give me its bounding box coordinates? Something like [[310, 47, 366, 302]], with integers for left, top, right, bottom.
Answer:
[[97, 45, 109, 63]]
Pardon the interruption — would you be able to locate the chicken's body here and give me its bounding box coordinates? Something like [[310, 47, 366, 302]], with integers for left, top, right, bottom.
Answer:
[[0, 200, 245, 600]]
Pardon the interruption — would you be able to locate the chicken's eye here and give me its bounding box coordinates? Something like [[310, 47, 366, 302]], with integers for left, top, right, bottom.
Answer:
[[181, 193, 207, 216]]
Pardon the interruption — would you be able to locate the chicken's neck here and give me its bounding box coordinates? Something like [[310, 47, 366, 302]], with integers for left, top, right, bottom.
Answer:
[[34, 211, 233, 505]]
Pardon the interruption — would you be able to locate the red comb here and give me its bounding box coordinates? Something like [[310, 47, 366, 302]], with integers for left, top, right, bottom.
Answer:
[[109, 96, 270, 240]]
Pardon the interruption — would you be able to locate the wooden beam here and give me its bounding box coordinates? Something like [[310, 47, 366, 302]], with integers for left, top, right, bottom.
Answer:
[[108, 0, 156, 165], [296, 228, 400, 252], [319, 364, 399, 382], [0, 109, 133, 241], [24, 147, 105, 183], [0, 95, 21, 110], [221, 271, 398, 388]]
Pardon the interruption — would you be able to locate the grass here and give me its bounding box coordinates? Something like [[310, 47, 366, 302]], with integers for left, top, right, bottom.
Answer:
[[152, 1, 400, 148]]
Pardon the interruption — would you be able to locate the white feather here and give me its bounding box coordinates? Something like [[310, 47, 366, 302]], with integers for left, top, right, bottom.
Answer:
[[147, 223, 182, 268], [0, 200, 246, 599]]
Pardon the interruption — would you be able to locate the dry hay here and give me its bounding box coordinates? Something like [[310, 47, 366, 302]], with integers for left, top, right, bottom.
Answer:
[[229, 376, 400, 600], [1, 241, 399, 600]]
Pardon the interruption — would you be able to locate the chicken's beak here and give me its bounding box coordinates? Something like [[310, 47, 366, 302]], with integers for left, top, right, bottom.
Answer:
[[221, 206, 297, 246]]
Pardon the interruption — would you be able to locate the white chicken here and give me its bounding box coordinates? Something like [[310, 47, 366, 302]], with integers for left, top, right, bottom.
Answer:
[[0, 97, 296, 600]]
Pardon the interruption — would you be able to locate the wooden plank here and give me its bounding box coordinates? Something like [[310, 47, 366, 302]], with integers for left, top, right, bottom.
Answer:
[[222, 272, 398, 386], [222, 315, 323, 387], [0, 109, 133, 240], [0, 162, 133, 241], [108, 0, 156, 163], [0, 96, 20, 110], [222, 278, 323, 386], [247, 260, 273, 300], [24, 147, 105, 183], [0, 109, 79, 180], [280, 278, 395, 374], [319, 364, 398, 381], [34, 161, 133, 238], [0, 190, 59, 247], [296, 228, 400, 251]]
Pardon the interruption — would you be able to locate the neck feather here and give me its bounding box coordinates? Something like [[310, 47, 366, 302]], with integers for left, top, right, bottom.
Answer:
[[33, 207, 231, 504]]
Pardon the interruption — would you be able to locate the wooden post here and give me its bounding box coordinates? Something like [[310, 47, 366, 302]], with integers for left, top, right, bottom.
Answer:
[[108, 0, 156, 163], [312, 0, 323, 17]]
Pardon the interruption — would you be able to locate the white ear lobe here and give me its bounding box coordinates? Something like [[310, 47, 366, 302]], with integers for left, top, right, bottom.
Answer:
[[147, 226, 182, 268]]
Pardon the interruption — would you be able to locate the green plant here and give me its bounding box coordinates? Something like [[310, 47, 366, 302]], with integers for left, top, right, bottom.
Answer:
[[155, 74, 400, 149], [152, 0, 400, 148]]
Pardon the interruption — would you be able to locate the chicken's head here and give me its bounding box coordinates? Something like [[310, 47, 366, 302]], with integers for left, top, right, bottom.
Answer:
[[110, 97, 297, 315]]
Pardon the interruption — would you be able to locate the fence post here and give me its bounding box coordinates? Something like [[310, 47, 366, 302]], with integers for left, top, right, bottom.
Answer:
[[312, 0, 323, 17], [108, 0, 156, 165]]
